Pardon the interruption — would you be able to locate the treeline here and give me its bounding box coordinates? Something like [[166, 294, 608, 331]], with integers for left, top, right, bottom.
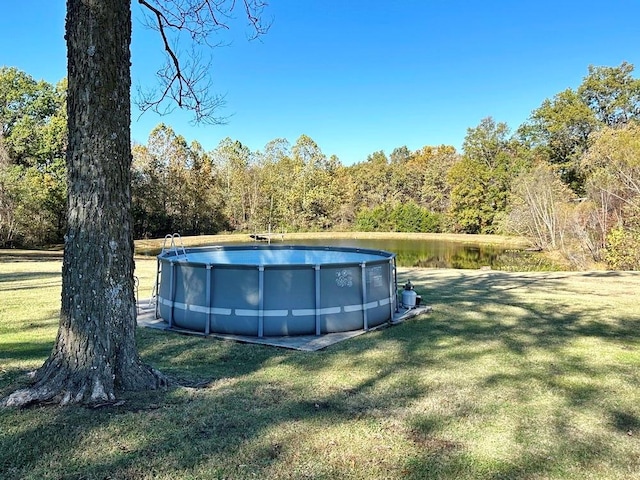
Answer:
[[1, 63, 639, 269], [0, 68, 67, 247], [130, 127, 457, 237]]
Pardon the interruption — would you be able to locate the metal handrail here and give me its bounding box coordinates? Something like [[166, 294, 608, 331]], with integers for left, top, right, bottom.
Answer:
[[152, 233, 187, 317], [160, 233, 188, 258]]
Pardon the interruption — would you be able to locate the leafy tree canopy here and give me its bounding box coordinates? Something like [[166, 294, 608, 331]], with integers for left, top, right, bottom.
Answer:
[[0, 67, 66, 168]]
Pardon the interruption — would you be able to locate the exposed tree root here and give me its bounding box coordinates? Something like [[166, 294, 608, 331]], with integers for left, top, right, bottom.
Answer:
[[1, 362, 169, 408]]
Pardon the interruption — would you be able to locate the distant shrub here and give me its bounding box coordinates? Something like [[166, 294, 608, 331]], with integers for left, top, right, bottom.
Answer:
[[605, 226, 640, 270], [354, 202, 441, 233]]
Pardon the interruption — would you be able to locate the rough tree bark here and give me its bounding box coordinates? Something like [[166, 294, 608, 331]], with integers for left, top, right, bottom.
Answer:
[[2, 0, 267, 408], [2, 0, 166, 407]]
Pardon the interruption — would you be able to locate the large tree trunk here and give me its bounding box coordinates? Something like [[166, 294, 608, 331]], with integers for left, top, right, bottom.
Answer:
[[3, 0, 166, 407]]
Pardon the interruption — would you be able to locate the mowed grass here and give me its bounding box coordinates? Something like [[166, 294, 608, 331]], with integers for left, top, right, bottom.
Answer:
[[1, 250, 639, 479]]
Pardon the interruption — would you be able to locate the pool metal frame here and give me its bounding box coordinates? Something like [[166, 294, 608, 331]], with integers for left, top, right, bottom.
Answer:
[[154, 244, 398, 337]]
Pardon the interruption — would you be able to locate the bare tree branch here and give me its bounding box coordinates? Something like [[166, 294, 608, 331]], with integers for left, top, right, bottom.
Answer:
[[136, 0, 271, 124]]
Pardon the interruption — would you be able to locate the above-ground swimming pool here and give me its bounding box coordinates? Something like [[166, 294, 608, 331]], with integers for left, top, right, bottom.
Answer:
[[155, 244, 397, 337]]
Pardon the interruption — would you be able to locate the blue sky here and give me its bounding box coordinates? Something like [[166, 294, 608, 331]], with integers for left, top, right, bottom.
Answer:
[[2, 1, 640, 164]]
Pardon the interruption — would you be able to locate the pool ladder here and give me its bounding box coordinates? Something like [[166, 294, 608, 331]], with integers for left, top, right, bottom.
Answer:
[[160, 233, 188, 258], [149, 233, 187, 315]]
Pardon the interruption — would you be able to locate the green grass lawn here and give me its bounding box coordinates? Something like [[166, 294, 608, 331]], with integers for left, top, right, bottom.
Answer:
[[1, 251, 639, 479]]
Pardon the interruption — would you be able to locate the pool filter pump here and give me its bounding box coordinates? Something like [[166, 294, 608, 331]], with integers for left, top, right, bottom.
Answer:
[[401, 281, 418, 309]]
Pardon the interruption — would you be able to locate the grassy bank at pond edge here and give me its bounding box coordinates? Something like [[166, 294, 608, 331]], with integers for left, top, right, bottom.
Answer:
[[1, 247, 639, 479]]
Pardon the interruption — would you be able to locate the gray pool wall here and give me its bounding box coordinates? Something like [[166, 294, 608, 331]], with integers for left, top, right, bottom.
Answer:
[[156, 245, 397, 337]]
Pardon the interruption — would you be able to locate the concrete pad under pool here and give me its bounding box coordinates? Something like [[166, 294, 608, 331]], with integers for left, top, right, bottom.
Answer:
[[136, 299, 432, 352]]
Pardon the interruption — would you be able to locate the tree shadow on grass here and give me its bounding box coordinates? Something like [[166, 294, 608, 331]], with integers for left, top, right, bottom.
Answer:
[[391, 269, 640, 478], [611, 409, 640, 434], [1, 269, 639, 479], [0, 250, 63, 263], [0, 271, 61, 287], [0, 340, 54, 364], [0, 343, 431, 479]]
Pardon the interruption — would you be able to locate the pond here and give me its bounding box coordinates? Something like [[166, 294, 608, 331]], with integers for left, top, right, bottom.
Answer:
[[139, 236, 550, 270], [275, 237, 538, 270]]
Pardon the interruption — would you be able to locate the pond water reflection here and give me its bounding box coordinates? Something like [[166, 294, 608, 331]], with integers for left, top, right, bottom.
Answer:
[[278, 237, 527, 269], [138, 236, 548, 270]]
